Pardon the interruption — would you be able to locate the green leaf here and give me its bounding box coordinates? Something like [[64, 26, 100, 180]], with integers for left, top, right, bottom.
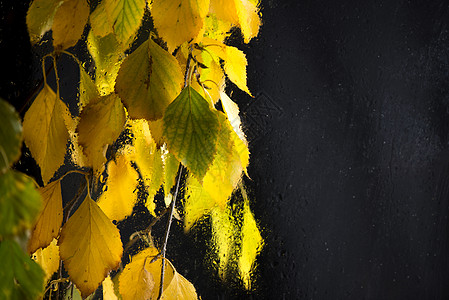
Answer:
[[26, 0, 62, 44], [0, 240, 45, 300], [0, 98, 22, 174], [0, 170, 42, 238], [163, 86, 220, 181], [115, 39, 183, 121], [104, 0, 146, 47]]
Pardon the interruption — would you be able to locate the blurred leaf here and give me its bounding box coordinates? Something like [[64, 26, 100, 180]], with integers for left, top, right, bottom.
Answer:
[[59, 195, 123, 298], [103, 275, 119, 300], [98, 151, 139, 221], [0, 170, 42, 238], [28, 179, 63, 254], [0, 98, 22, 174], [0, 240, 44, 300], [26, 0, 62, 44]]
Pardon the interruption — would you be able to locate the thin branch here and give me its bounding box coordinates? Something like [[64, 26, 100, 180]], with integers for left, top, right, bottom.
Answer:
[[158, 163, 184, 299], [63, 178, 87, 221]]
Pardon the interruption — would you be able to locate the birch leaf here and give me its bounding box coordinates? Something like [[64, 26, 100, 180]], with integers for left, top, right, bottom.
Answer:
[[102, 276, 119, 300], [26, 0, 62, 44], [0, 170, 42, 238], [76, 94, 126, 174], [79, 64, 99, 109], [31, 239, 60, 283], [90, 1, 113, 37], [28, 180, 63, 254], [52, 0, 89, 51], [115, 39, 183, 121], [97, 151, 139, 221], [210, 206, 235, 280], [163, 151, 178, 196], [223, 46, 251, 96], [184, 175, 215, 231], [23, 84, 70, 184], [163, 86, 219, 182], [0, 98, 22, 174], [58, 195, 123, 298], [151, 0, 210, 52]]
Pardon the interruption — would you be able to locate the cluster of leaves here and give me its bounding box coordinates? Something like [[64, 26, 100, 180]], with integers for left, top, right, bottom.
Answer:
[[4, 0, 265, 298]]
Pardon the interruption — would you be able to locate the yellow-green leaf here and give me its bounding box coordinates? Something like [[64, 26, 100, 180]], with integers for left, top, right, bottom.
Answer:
[[90, 1, 113, 37], [238, 189, 263, 289], [116, 39, 183, 121], [0, 240, 45, 300], [23, 84, 70, 184], [87, 32, 123, 95], [97, 151, 139, 221], [163, 151, 178, 196], [76, 94, 126, 174], [28, 180, 63, 254], [163, 86, 219, 181], [183, 175, 215, 231], [151, 0, 210, 52], [0, 98, 22, 173], [0, 170, 42, 238], [31, 239, 60, 283], [210, 206, 235, 280], [79, 61, 99, 109], [104, 0, 146, 47], [59, 195, 123, 298], [26, 0, 62, 44], [52, 0, 89, 51]]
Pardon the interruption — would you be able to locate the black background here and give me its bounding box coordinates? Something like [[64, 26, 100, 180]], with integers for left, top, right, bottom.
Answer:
[[3, 0, 449, 299]]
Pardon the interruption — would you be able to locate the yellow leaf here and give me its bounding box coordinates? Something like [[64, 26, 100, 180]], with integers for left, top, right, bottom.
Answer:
[[202, 14, 233, 43], [151, 0, 210, 52], [23, 84, 70, 184], [148, 119, 165, 148], [234, 0, 260, 43], [163, 151, 178, 196], [79, 64, 99, 109], [238, 188, 263, 289], [116, 39, 183, 121], [28, 180, 63, 254], [119, 247, 198, 300], [87, 32, 123, 95], [223, 46, 251, 96], [127, 120, 164, 216], [209, 0, 260, 43], [103, 276, 119, 300], [59, 195, 123, 298], [76, 94, 126, 174], [163, 87, 220, 182], [26, 0, 62, 44], [104, 0, 146, 47], [31, 239, 60, 283], [119, 248, 156, 300], [97, 151, 139, 221], [52, 0, 89, 51], [191, 48, 225, 104]]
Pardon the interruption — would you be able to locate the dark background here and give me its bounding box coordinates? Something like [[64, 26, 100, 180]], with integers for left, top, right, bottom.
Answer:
[[3, 0, 449, 299]]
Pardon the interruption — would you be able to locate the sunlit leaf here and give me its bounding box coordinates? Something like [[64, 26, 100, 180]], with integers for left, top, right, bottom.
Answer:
[[0, 170, 42, 238], [163, 86, 219, 181], [148, 119, 165, 148], [0, 98, 22, 174], [127, 120, 164, 216], [151, 0, 210, 52], [103, 275, 119, 300], [223, 46, 251, 95], [87, 32, 123, 95], [183, 175, 215, 231], [0, 240, 45, 300], [104, 0, 146, 47], [163, 151, 178, 196], [202, 14, 233, 42], [116, 39, 183, 121], [98, 151, 139, 221], [52, 0, 89, 51], [209, 0, 260, 43], [59, 195, 123, 298], [238, 189, 263, 289], [28, 180, 63, 254], [23, 84, 70, 183], [210, 207, 235, 280], [31, 239, 60, 283], [76, 94, 126, 174], [79, 63, 99, 109], [26, 0, 62, 44], [119, 247, 198, 300]]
